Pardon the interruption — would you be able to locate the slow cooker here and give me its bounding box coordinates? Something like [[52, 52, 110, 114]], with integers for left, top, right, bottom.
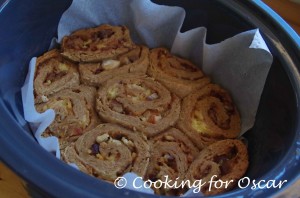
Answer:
[[0, 0, 299, 197]]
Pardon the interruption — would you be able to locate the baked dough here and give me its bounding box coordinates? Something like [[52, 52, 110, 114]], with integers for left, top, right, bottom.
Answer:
[[147, 48, 210, 98], [186, 139, 248, 195], [35, 85, 101, 149], [79, 45, 149, 86], [61, 24, 135, 62], [34, 49, 80, 104], [145, 128, 199, 196], [66, 123, 150, 181], [96, 74, 180, 137], [177, 84, 241, 149]]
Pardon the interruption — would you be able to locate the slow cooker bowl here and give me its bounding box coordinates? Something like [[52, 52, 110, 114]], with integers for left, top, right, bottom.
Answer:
[[0, 0, 299, 197]]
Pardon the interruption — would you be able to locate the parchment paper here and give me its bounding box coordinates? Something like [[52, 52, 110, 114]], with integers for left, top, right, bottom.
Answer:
[[21, 0, 273, 196]]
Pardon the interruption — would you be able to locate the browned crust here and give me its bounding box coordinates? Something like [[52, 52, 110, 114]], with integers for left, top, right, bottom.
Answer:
[[61, 143, 90, 174]]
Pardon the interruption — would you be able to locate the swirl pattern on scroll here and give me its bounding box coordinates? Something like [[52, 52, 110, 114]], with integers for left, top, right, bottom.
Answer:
[[63, 123, 150, 181], [147, 48, 210, 98], [186, 139, 248, 195], [34, 49, 80, 104], [79, 45, 149, 87], [35, 86, 101, 148], [177, 84, 240, 149], [96, 74, 181, 137], [145, 128, 199, 196], [61, 24, 135, 62]]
